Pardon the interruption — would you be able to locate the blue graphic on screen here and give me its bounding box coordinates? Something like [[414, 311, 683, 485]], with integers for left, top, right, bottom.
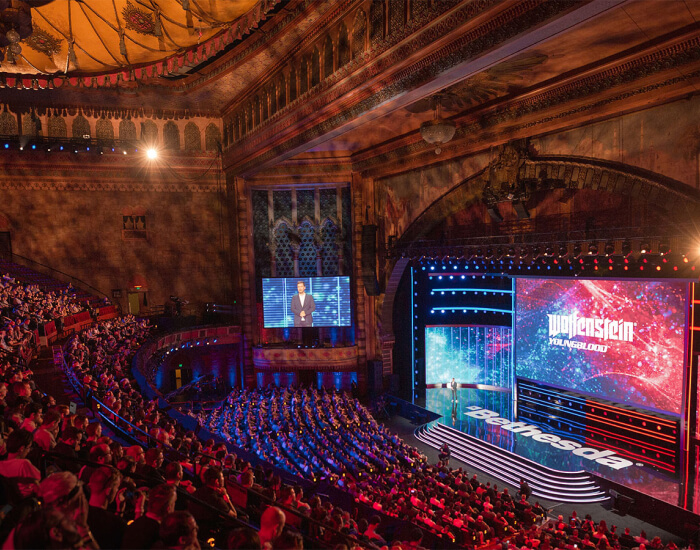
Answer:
[[425, 326, 513, 387], [262, 276, 352, 328]]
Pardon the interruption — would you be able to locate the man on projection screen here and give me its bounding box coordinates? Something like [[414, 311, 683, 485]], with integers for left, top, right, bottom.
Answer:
[[291, 281, 316, 327]]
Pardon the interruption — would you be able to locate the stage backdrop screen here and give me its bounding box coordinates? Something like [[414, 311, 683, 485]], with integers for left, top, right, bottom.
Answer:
[[516, 279, 687, 414], [262, 276, 351, 328], [426, 326, 513, 388]]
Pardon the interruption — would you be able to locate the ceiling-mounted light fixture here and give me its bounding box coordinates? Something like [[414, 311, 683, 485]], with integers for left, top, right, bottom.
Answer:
[[420, 93, 457, 155]]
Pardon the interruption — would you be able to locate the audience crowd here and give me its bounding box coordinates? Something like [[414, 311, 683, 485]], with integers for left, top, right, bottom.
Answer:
[[0, 265, 691, 550]]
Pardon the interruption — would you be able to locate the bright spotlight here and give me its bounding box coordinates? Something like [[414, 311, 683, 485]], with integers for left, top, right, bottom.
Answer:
[[146, 148, 158, 159]]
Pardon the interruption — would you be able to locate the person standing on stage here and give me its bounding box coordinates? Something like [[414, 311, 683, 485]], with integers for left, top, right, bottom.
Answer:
[[291, 281, 316, 327], [450, 377, 458, 402]]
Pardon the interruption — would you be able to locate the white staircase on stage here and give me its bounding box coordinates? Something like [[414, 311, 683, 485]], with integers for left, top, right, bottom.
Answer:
[[415, 422, 609, 503]]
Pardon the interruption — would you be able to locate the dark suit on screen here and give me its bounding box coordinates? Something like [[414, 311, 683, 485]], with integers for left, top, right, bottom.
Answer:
[[291, 292, 316, 327]]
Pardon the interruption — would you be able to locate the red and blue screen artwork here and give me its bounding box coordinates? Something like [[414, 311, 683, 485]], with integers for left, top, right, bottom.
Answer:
[[516, 279, 687, 415]]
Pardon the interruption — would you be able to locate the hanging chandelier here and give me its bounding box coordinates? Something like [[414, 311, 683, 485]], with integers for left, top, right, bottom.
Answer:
[[420, 93, 457, 155], [0, 0, 34, 65]]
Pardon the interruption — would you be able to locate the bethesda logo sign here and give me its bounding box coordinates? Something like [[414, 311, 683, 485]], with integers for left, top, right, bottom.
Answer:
[[465, 406, 634, 470]]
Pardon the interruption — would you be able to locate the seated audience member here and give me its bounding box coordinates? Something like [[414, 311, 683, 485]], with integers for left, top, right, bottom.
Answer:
[[189, 466, 237, 539], [53, 427, 82, 473], [259, 506, 286, 549], [226, 527, 261, 550], [122, 483, 177, 550], [364, 515, 386, 545], [87, 466, 127, 550], [79, 442, 113, 483], [0, 429, 41, 498], [159, 511, 201, 550], [37, 471, 98, 548], [274, 530, 304, 550], [33, 409, 60, 451], [139, 447, 166, 483], [14, 507, 93, 550]]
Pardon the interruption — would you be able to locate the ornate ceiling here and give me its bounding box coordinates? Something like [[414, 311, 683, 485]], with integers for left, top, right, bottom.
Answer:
[[0, 0, 263, 74]]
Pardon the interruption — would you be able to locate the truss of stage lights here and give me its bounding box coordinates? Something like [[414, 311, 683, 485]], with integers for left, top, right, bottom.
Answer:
[[0, 135, 144, 156], [411, 242, 697, 277]]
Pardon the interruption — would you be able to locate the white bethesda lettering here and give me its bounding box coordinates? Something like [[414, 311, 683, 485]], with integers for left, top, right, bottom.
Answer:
[[547, 313, 634, 343], [464, 407, 633, 470]]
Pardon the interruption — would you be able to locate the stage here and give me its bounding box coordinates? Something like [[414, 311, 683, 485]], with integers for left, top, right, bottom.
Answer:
[[416, 387, 683, 508]]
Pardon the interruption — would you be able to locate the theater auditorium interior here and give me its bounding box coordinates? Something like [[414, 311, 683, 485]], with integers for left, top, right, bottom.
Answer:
[[3, 0, 700, 548]]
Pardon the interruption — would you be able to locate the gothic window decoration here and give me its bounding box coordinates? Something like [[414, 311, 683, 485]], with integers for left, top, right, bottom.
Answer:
[[22, 113, 39, 136], [252, 190, 271, 278], [299, 58, 309, 95], [47, 115, 67, 138], [205, 123, 221, 152], [0, 111, 17, 136], [119, 119, 137, 140], [122, 211, 147, 240], [261, 88, 270, 122], [269, 83, 278, 116], [278, 74, 286, 110], [253, 95, 261, 127], [273, 222, 294, 278], [141, 119, 158, 145], [321, 218, 340, 276], [319, 187, 338, 220], [163, 121, 180, 150], [323, 35, 333, 78], [369, 1, 384, 47], [298, 221, 317, 277], [72, 115, 90, 138], [289, 66, 297, 103], [245, 102, 253, 134], [296, 189, 315, 221], [389, 0, 405, 34], [184, 122, 201, 151], [311, 47, 320, 88], [338, 22, 350, 67], [351, 9, 367, 59], [95, 118, 114, 141]]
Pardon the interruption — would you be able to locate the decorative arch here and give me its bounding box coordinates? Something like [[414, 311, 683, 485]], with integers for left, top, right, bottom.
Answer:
[[299, 58, 309, 95], [369, 1, 384, 46], [253, 95, 260, 127], [141, 120, 158, 144], [298, 220, 317, 276], [320, 217, 340, 276], [72, 115, 90, 138], [338, 22, 350, 67], [323, 35, 334, 78], [311, 48, 320, 88], [278, 74, 286, 109], [289, 66, 297, 102], [205, 123, 221, 152], [163, 121, 180, 150], [184, 122, 201, 151], [352, 9, 367, 59], [47, 116, 67, 138], [397, 154, 700, 246], [22, 113, 39, 136], [119, 119, 137, 140], [389, 0, 405, 33], [261, 89, 270, 121], [0, 111, 17, 135], [95, 118, 114, 141], [272, 220, 294, 277]]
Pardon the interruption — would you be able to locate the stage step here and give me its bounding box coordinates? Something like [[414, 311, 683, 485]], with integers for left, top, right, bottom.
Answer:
[[415, 422, 609, 503]]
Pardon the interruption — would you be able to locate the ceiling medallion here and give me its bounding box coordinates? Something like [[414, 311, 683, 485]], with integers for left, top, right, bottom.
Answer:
[[420, 93, 457, 155], [122, 1, 156, 36], [25, 25, 62, 57]]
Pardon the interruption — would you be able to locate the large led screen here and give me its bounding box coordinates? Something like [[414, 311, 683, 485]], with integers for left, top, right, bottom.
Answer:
[[262, 276, 352, 328], [516, 279, 687, 414], [426, 326, 513, 387]]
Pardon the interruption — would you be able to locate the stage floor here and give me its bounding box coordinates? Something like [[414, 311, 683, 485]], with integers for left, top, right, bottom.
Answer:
[[418, 388, 683, 509]]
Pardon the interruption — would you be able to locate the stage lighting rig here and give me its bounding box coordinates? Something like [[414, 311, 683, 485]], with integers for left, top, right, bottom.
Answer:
[[588, 242, 598, 255], [604, 242, 615, 256]]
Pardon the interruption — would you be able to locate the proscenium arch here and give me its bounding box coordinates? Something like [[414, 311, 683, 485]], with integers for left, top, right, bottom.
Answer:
[[397, 155, 700, 246], [379, 154, 700, 372]]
